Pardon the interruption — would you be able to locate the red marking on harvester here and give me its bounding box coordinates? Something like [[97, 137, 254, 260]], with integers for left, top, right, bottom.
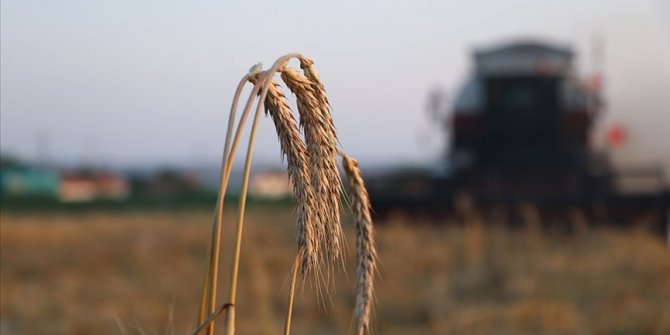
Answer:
[[607, 124, 627, 148]]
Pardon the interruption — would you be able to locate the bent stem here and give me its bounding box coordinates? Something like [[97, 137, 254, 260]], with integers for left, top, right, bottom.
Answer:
[[202, 75, 260, 335], [223, 87, 263, 335], [193, 303, 234, 335], [203, 75, 266, 335], [199, 76, 249, 326], [224, 53, 303, 335], [283, 251, 302, 335]]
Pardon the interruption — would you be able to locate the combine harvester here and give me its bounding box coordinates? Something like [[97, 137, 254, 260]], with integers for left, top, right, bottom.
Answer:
[[369, 40, 669, 235]]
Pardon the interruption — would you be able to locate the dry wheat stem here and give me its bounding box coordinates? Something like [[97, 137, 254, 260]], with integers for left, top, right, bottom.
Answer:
[[250, 75, 318, 275], [283, 251, 302, 335], [223, 75, 253, 183], [222, 84, 264, 335], [203, 70, 268, 334], [198, 217, 215, 325], [280, 67, 343, 276], [224, 54, 303, 335], [341, 153, 377, 335], [192, 303, 233, 335], [199, 75, 249, 324], [202, 74, 255, 335]]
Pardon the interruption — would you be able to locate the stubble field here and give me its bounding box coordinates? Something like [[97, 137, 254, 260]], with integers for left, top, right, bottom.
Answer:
[[1, 208, 669, 334]]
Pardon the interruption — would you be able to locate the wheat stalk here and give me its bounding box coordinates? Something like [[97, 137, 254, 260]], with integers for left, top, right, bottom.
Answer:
[[280, 67, 344, 273], [283, 251, 302, 335], [192, 54, 377, 335], [222, 54, 309, 335], [199, 73, 262, 335], [341, 153, 377, 335]]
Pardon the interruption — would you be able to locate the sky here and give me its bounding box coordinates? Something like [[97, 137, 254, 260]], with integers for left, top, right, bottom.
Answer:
[[1, 0, 669, 170]]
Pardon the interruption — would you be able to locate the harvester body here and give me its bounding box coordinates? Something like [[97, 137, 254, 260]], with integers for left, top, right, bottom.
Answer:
[[369, 40, 668, 233]]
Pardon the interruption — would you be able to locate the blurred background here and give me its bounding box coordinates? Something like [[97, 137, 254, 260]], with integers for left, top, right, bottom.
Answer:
[[1, 1, 669, 334]]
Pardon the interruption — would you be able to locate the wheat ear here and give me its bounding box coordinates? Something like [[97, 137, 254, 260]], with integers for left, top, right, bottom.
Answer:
[[341, 153, 377, 335], [280, 67, 343, 271], [296, 59, 344, 267], [250, 75, 318, 275], [296, 59, 343, 265], [298, 57, 331, 111]]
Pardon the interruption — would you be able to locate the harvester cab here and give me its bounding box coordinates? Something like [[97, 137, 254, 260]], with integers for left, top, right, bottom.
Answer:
[[451, 41, 596, 169]]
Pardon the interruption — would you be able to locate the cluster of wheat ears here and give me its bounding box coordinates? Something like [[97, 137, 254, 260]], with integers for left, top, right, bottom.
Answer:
[[192, 53, 377, 335]]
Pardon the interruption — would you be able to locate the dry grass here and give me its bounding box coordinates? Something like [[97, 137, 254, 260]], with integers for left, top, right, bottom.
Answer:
[[2, 210, 669, 335]]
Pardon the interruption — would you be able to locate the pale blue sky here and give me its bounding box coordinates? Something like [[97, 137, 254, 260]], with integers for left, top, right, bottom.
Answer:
[[1, 0, 669, 168]]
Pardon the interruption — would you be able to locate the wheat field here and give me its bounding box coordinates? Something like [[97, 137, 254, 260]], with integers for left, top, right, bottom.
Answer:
[[1, 208, 669, 335]]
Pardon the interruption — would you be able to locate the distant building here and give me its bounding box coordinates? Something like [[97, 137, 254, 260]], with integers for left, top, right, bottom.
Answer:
[[250, 170, 292, 199], [133, 169, 202, 195], [0, 167, 59, 196], [58, 172, 130, 202]]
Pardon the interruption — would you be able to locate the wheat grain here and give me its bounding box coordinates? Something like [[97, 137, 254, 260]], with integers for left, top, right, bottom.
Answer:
[[280, 67, 343, 270], [298, 58, 331, 113], [296, 61, 342, 261], [294, 60, 343, 267], [341, 153, 377, 335], [250, 74, 317, 275]]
